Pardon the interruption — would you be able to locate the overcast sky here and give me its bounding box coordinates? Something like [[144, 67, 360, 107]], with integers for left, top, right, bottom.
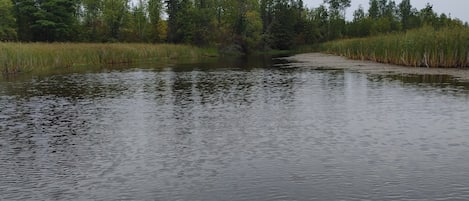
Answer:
[[303, 0, 469, 23]]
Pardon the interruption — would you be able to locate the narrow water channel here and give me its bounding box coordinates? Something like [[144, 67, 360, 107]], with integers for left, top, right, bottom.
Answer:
[[1, 56, 469, 200]]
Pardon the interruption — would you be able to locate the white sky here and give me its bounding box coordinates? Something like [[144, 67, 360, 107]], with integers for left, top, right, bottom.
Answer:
[[303, 0, 469, 23]]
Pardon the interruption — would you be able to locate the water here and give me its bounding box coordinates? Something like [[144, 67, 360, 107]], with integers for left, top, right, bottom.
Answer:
[[1, 56, 469, 200]]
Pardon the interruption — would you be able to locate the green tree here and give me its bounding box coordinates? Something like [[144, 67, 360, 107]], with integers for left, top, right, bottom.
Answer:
[[0, 0, 17, 40], [191, 0, 217, 46], [133, 0, 148, 41], [365, 0, 400, 35], [309, 4, 328, 42], [348, 5, 371, 37], [324, 0, 350, 40], [165, 0, 194, 43], [383, 0, 397, 18], [419, 3, 437, 26], [231, 0, 261, 51], [102, 0, 129, 40], [120, 0, 148, 42], [81, 0, 103, 41], [259, 0, 309, 49], [13, 0, 79, 41], [260, 0, 275, 48], [148, 0, 163, 42], [270, 0, 296, 49], [398, 0, 411, 30], [260, 0, 274, 33], [12, 0, 38, 41], [353, 5, 365, 21], [368, 0, 379, 19], [175, 0, 195, 43], [31, 0, 79, 41], [292, 0, 307, 45], [377, 0, 387, 16], [324, 0, 350, 17], [243, 9, 263, 51]]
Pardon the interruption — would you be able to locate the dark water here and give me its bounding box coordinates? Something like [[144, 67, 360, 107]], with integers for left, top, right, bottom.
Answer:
[[2, 56, 469, 200]]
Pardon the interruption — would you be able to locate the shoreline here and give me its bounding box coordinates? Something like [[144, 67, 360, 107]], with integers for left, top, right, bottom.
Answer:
[[287, 53, 469, 82], [0, 43, 217, 75]]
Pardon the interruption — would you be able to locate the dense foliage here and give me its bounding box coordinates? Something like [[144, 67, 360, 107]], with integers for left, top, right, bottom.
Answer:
[[0, 0, 17, 40], [1, 0, 467, 52], [323, 26, 469, 68], [1, 43, 215, 73]]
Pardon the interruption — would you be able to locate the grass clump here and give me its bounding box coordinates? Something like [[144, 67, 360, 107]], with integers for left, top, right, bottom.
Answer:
[[322, 26, 469, 68], [0, 43, 218, 74]]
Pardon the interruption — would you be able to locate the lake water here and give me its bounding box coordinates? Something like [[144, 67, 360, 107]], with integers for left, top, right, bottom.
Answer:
[[1, 56, 469, 200]]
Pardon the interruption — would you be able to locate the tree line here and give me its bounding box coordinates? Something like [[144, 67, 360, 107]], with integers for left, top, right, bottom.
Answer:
[[1, 0, 467, 52]]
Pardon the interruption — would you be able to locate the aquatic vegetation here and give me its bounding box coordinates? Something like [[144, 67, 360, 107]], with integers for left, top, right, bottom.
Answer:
[[0, 43, 217, 74], [322, 26, 469, 68]]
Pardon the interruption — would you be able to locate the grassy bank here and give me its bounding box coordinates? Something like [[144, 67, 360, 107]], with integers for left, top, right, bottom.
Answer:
[[0, 43, 218, 74], [322, 26, 469, 68]]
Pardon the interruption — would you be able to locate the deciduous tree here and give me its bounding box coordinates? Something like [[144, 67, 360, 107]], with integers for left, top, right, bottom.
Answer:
[[0, 0, 17, 40]]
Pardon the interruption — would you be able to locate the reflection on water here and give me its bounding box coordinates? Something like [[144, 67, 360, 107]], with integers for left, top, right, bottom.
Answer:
[[1, 57, 469, 200], [372, 73, 469, 90]]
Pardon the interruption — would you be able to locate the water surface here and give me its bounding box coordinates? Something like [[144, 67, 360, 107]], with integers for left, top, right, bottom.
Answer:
[[1, 56, 469, 200]]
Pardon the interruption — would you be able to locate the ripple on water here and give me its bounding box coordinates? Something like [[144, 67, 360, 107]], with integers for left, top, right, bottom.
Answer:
[[1, 63, 469, 200]]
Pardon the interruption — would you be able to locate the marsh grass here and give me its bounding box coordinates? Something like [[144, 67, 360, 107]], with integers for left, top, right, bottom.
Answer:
[[322, 26, 469, 68], [0, 43, 218, 74]]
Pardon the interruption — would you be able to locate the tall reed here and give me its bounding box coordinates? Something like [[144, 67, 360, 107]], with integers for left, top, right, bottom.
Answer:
[[0, 43, 217, 74], [322, 26, 469, 68]]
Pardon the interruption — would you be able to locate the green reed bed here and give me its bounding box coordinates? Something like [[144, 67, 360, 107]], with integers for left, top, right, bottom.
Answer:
[[322, 26, 469, 68], [0, 43, 217, 74]]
